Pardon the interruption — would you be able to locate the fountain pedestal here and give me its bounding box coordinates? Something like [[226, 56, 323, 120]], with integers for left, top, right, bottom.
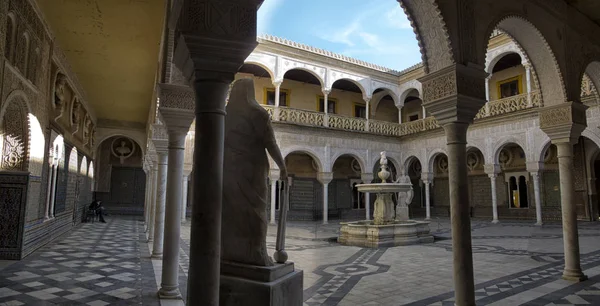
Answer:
[[338, 153, 433, 248]]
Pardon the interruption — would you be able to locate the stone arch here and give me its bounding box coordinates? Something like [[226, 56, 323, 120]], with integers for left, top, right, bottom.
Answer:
[[371, 88, 401, 113], [331, 78, 368, 99], [485, 41, 530, 74], [398, 0, 454, 73], [4, 12, 17, 62], [27, 113, 44, 177], [281, 67, 325, 87], [401, 155, 422, 173], [330, 151, 366, 174], [398, 80, 422, 105], [96, 132, 145, 156], [583, 61, 600, 99], [493, 139, 527, 165], [371, 86, 400, 104], [427, 149, 448, 173], [51, 135, 65, 166], [483, 16, 567, 106], [242, 61, 276, 80], [283, 148, 324, 172], [0, 91, 30, 171]]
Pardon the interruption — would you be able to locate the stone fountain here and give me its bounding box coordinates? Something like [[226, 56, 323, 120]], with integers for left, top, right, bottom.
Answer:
[[338, 151, 434, 248]]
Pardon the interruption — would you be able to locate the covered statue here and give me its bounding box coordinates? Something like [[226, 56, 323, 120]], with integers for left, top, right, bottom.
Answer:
[[221, 78, 288, 266]]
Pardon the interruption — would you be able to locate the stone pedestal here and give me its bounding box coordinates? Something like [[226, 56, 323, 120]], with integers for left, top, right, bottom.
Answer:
[[373, 193, 394, 224], [220, 261, 303, 306], [395, 206, 409, 221]]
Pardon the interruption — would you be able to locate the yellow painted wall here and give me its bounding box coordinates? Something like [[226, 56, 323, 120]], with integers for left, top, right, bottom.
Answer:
[[489, 65, 527, 101], [286, 153, 318, 178], [373, 99, 399, 122], [235, 73, 386, 118], [402, 99, 423, 122]]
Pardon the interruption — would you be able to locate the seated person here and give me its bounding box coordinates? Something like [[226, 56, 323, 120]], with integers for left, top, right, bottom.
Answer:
[[89, 200, 106, 223]]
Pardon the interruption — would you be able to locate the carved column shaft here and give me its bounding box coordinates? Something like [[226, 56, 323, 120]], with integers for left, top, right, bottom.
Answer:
[[187, 79, 231, 305], [424, 181, 431, 220], [557, 142, 586, 280], [181, 175, 189, 222], [530, 172, 543, 225], [318, 172, 333, 224], [159, 129, 188, 299], [148, 163, 158, 242], [489, 174, 499, 223], [539, 102, 587, 281], [419, 64, 487, 306], [152, 152, 168, 258]]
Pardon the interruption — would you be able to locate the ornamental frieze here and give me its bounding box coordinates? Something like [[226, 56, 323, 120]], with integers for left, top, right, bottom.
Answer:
[[158, 83, 194, 111], [539, 107, 572, 129], [422, 71, 456, 102]]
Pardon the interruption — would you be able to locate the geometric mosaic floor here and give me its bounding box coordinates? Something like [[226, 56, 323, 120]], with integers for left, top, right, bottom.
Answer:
[[6, 216, 600, 305], [0, 217, 158, 306]]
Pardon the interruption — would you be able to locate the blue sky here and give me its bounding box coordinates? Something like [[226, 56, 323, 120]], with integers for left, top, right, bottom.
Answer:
[[257, 0, 422, 71]]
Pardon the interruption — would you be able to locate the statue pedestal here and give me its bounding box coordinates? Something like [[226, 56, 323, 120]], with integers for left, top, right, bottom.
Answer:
[[395, 206, 410, 221], [220, 261, 303, 306]]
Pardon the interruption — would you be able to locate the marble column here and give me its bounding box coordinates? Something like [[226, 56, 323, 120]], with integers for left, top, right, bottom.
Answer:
[[398, 107, 403, 124], [144, 167, 151, 231], [525, 65, 532, 106], [48, 165, 58, 218], [187, 79, 231, 305], [269, 174, 278, 225], [531, 172, 543, 225], [445, 122, 475, 305], [181, 175, 189, 222], [421, 172, 433, 220], [273, 80, 282, 121], [556, 141, 587, 281], [152, 151, 168, 259], [44, 165, 55, 220], [422, 105, 426, 119], [323, 89, 330, 127], [365, 98, 370, 132], [361, 173, 372, 220], [424, 181, 431, 220], [159, 124, 190, 299], [318, 172, 333, 224], [489, 174, 499, 223], [148, 163, 158, 242], [485, 76, 490, 102]]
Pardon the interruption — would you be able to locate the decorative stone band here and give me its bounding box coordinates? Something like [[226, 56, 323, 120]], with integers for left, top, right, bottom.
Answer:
[[157, 83, 195, 111], [418, 64, 487, 125], [151, 123, 168, 141], [538, 102, 588, 144]]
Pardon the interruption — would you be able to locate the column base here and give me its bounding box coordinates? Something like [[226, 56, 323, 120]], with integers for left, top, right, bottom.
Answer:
[[562, 269, 588, 282], [220, 261, 303, 306], [151, 253, 163, 260], [491, 219, 499, 224], [535, 221, 543, 226], [158, 286, 182, 299]]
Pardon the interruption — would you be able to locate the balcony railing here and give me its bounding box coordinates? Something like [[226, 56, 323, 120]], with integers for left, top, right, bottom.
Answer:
[[475, 91, 541, 119], [264, 90, 548, 138]]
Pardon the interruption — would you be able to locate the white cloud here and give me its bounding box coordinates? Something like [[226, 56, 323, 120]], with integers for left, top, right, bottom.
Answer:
[[385, 5, 412, 29], [257, 0, 283, 34], [318, 20, 361, 47]]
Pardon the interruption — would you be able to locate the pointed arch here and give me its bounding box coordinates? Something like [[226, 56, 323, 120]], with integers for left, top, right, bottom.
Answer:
[[4, 12, 16, 62]]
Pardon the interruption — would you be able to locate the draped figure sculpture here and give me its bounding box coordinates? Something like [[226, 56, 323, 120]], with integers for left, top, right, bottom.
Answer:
[[221, 78, 288, 267]]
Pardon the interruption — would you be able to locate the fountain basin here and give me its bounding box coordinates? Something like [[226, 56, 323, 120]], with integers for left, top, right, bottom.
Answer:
[[356, 183, 411, 193], [338, 220, 434, 248]]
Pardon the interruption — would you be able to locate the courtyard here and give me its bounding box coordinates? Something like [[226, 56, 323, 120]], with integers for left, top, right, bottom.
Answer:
[[2, 217, 600, 306]]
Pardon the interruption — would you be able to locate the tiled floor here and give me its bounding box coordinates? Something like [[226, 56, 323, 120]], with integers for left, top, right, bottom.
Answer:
[[4, 217, 600, 305], [0, 217, 158, 306]]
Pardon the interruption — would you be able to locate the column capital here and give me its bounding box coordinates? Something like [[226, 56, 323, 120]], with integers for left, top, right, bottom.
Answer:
[[526, 162, 544, 173], [418, 64, 487, 125], [322, 88, 331, 95], [269, 169, 281, 181], [484, 164, 501, 176], [172, 0, 262, 84], [539, 102, 588, 144], [421, 172, 434, 183], [317, 172, 334, 184], [361, 173, 373, 184], [151, 137, 169, 154], [272, 80, 283, 88]]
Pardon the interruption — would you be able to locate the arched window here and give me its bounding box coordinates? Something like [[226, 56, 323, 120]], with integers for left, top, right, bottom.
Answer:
[[4, 13, 16, 62], [28, 46, 40, 83]]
